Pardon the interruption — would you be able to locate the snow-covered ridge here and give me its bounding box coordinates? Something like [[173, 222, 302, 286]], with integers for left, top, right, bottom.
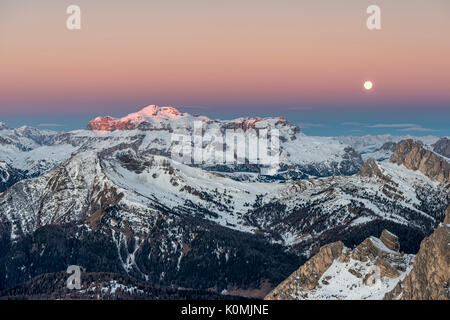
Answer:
[[0, 105, 364, 179], [0, 105, 445, 182], [86, 104, 298, 133]]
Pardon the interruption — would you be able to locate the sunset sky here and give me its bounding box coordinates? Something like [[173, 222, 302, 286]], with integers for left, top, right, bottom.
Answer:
[[1, 0, 449, 135]]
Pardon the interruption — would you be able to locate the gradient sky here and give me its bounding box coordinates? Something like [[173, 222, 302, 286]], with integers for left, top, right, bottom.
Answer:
[[0, 0, 449, 135]]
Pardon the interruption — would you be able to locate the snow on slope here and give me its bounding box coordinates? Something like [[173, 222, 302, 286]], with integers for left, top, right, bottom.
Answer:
[[292, 243, 414, 300], [103, 153, 280, 233], [251, 158, 448, 251]]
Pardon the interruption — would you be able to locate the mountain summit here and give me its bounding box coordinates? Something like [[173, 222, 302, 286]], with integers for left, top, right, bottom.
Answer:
[[86, 105, 193, 131]]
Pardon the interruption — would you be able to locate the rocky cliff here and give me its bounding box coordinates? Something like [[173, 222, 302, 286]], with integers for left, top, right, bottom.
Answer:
[[265, 230, 414, 300], [385, 205, 450, 300], [264, 241, 344, 300], [390, 139, 449, 183]]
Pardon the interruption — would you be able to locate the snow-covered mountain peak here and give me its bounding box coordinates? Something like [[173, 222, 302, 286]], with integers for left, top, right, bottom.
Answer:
[[123, 105, 189, 122], [87, 105, 199, 131], [0, 122, 8, 130]]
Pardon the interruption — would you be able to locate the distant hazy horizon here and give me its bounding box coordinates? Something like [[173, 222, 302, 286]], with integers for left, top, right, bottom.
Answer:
[[0, 103, 448, 138]]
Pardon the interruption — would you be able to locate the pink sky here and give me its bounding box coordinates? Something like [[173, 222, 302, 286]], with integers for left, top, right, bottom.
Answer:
[[1, 0, 450, 117]]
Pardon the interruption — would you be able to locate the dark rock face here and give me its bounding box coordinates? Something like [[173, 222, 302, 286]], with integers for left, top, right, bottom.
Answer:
[[391, 139, 449, 183], [385, 206, 450, 300], [432, 137, 450, 158], [445, 205, 450, 225], [350, 232, 408, 279]]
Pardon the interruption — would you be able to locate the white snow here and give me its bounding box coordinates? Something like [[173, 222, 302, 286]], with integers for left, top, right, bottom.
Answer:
[[291, 244, 414, 300]]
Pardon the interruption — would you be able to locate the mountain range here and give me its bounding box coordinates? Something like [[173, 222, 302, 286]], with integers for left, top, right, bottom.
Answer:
[[0, 105, 448, 299]]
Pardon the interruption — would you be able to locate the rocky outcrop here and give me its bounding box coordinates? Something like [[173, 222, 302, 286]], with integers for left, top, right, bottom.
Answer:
[[357, 158, 387, 180], [265, 241, 344, 300], [432, 137, 450, 159], [380, 230, 400, 252], [351, 234, 405, 279], [265, 230, 414, 300], [445, 205, 450, 225], [385, 206, 450, 300], [390, 139, 449, 183]]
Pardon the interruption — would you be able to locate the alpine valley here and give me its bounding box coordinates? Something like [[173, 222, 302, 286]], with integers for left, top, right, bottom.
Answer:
[[0, 105, 448, 300]]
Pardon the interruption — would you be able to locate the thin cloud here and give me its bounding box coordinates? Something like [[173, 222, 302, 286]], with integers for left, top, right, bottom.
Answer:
[[366, 123, 417, 128], [38, 123, 65, 127], [363, 123, 439, 132], [397, 126, 439, 132], [342, 122, 363, 126]]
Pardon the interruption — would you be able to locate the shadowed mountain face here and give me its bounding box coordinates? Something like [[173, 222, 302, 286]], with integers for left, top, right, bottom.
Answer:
[[0, 106, 448, 299], [432, 137, 450, 159], [0, 162, 25, 193]]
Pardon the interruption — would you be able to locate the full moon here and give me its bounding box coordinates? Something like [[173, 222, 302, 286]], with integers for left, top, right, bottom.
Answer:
[[364, 81, 373, 90]]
